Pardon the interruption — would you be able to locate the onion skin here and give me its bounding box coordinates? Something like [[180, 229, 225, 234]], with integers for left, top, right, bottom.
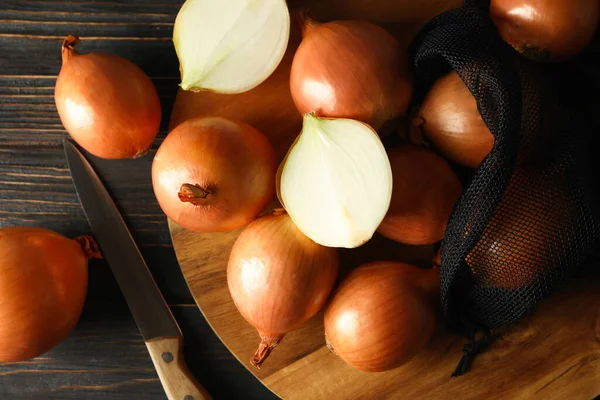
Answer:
[[290, 12, 413, 131], [55, 35, 161, 159], [324, 262, 439, 372], [227, 211, 339, 368], [152, 116, 277, 233], [490, 0, 600, 62], [412, 71, 494, 168], [0, 227, 100, 362], [377, 145, 462, 245]]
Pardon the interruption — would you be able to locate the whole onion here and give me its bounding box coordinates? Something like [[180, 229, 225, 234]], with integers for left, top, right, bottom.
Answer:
[[55, 35, 161, 159], [411, 71, 494, 168], [490, 0, 600, 62], [152, 116, 277, 233], [290, 11, 413, 131], [378, 145, 462, 245], [227, 210, 339, 368], [0, 227, 100, 362], [325, 261, 439, 372]]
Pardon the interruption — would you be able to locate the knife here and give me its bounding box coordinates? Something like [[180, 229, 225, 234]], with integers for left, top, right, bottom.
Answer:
[[63, 139, 212, 400]]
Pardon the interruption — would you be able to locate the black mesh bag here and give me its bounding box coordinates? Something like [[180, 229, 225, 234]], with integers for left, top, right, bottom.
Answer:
[[407, 0, 600, 375]]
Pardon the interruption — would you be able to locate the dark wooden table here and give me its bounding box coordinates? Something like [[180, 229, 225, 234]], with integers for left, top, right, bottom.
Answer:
[[0, 1, 276, 398]]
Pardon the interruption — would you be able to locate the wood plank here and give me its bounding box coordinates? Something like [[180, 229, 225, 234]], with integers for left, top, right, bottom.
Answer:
[[262, 277, 600, 400], [0, 300, 274, 400], [0, 144, 192, 302], [0, 78, 178, 137], [0, 0, 280, 398], [0, 38, 179, 77], [0, 145, 275, 398], [1, 1, 182, 15]]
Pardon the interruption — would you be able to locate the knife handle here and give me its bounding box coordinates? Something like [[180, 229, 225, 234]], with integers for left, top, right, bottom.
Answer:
[[146, 337, 212, 400]]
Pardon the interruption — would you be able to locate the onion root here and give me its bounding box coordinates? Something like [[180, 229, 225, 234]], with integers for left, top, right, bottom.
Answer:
[[251, 334, 282, 368]]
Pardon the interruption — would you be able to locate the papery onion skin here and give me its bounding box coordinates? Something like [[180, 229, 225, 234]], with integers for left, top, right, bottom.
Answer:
[[227, 210, 339, 368], [152, 116, 277, 233], [490, 0, 600, 62], [290, 12, 413, 131], [411, 71, 494, 168], [378, 145, 462, 245], [324, 261, 439, 372], [0, 227, 100, 362], [55, 35, 161, 159]]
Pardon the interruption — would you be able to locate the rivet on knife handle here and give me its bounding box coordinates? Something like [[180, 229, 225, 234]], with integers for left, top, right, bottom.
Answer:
[[146, 336, 212, 400]]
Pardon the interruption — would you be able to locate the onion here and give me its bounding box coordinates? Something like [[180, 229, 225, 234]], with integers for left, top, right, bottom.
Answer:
[[378, 145, 462, 245], [277, 114, 393, 248], [466, 168, 574, 289], [411, 71, 494, 168], [55, 35, 161, 159], [227, 210, 339, 367], [289, 11, 413, 131], [0, 227, 100, 362], [173, 0, 290, 93], [324, 261, 439, 372], [490, 0, 600, 62], [152, 116, 276, 233]]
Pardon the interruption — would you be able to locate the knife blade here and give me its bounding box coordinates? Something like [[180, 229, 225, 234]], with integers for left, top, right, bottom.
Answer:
[[63, 139, 211, 400]]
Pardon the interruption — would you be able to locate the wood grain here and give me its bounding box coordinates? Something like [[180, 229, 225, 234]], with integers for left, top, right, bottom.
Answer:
[[0, 299, 274, 399], [169, 219, 436, 376], [0, 1, 276, 398], [261, 281, 600, 400], [170, 215, 600, 400], [145, 337, 212, 400], [0, 146, 274, 399]]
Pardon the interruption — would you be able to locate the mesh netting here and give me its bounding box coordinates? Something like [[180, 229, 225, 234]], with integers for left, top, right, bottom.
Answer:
[[408, 1, 600, 374]]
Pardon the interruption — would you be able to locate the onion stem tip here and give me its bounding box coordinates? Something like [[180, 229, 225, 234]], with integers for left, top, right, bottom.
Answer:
[[61, 35, 81, 63], [74, 235, 102, 260], [294, 9, 318, 36], [178, 183, 211, 205], [62, 35, 80, 50]]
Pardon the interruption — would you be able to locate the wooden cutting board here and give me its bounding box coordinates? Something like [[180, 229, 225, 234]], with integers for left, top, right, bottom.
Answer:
[[167, 1, 600, 398]]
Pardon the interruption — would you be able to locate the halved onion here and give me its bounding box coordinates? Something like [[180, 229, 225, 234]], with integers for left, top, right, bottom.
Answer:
[[173, 0, 290, 93], [278, 114, 393, 248]]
